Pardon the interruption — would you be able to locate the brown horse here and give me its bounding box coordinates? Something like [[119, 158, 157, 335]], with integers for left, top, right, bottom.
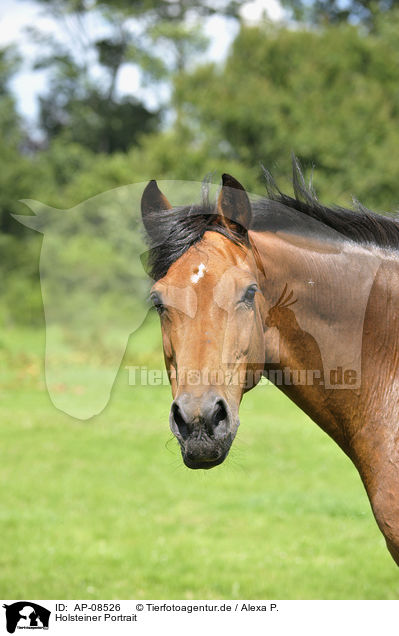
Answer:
[[141, 165, 399, 566]]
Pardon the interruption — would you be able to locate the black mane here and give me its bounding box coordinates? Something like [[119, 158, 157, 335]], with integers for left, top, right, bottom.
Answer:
[[259, 158, 399, 251], [144, 195, 245, 281], [145, 163, 399, 281]]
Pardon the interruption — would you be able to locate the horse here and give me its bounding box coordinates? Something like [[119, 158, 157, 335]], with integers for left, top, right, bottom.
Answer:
[[141, 161, 399, 566]]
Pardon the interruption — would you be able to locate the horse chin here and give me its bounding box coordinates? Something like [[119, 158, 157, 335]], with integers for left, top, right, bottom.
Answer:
[[182, 451, 228, 470], [180, 429, 237, 470]]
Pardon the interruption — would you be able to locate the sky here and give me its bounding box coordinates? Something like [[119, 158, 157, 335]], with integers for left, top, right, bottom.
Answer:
[[0, 0, 285, 124]]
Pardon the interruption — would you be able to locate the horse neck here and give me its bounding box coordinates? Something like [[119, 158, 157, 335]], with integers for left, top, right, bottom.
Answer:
[[250, 229, 399, 456], [356, 256, 399, 424]]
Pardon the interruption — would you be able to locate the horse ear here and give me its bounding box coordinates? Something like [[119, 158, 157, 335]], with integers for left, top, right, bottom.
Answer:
[[217, 173, 252, 235], [141, 180, 172, 239]]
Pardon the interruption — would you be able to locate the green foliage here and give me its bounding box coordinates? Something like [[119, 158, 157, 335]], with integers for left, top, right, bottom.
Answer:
[[0, 234, 43, 327], [0, 47, 48, 234], [280, 0, 397, 29], [32, 32, 159, 151], [5, 7, 399, 327], [175, 15, 399, 210], [40, 87, 159, 153], [24, 0, 241, 148]]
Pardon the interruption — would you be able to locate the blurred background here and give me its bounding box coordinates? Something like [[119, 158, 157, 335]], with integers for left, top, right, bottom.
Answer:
[[1, 0, 399, 599], [3, 0, 399, 325]]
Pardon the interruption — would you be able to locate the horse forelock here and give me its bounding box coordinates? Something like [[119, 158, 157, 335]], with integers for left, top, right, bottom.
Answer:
[[144, 203, 247, 281]]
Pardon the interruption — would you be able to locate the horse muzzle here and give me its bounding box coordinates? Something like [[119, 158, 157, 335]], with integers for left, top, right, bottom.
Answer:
[[169, 391, 238, 469]]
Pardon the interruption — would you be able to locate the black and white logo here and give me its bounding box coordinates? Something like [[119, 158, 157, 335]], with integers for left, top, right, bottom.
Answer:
[[2, 602, 50, 633]]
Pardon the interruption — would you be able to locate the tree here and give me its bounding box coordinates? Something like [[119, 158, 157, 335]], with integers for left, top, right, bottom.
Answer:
[[23, 0, 242, 150], [0, 46, 22, 146], [39, 80, 159, 154], [27, 15, 159, 152], [174, 16, 399, 211], [0, 46, 44, 233], [280, 0, 397, 29]]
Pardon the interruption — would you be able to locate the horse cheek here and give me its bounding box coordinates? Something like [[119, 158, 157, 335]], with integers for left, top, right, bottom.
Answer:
[[161, 330, 173, 370], [251, 310, 267, 367], [235, 313, 254, 360]]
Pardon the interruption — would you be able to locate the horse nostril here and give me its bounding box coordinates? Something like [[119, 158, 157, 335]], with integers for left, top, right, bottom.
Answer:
[[210, 400, 228, 434], [214, 401, 227, 424], [171, 395, 229, 440], [172, 403, 190, 440]]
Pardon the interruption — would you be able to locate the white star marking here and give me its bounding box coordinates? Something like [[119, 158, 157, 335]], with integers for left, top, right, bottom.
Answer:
[[191, 263, 206, 284]]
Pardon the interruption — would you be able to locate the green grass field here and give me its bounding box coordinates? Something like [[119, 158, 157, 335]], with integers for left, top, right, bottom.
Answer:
[[0, 316, 398, 599]]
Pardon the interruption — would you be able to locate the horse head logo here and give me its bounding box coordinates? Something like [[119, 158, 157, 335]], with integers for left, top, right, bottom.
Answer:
[[13, 181, 217, 420], [266, 283, 298, 329], [13, 186, 152, 419], [2, 602, 50, 633]]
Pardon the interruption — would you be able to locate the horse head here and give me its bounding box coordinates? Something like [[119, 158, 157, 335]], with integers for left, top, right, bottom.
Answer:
[[141, 174, 268, 468]]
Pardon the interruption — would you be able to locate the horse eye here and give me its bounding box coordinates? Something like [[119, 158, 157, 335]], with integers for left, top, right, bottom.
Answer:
[[242, 284, 258, 305], [150, 293, 165, 315]]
